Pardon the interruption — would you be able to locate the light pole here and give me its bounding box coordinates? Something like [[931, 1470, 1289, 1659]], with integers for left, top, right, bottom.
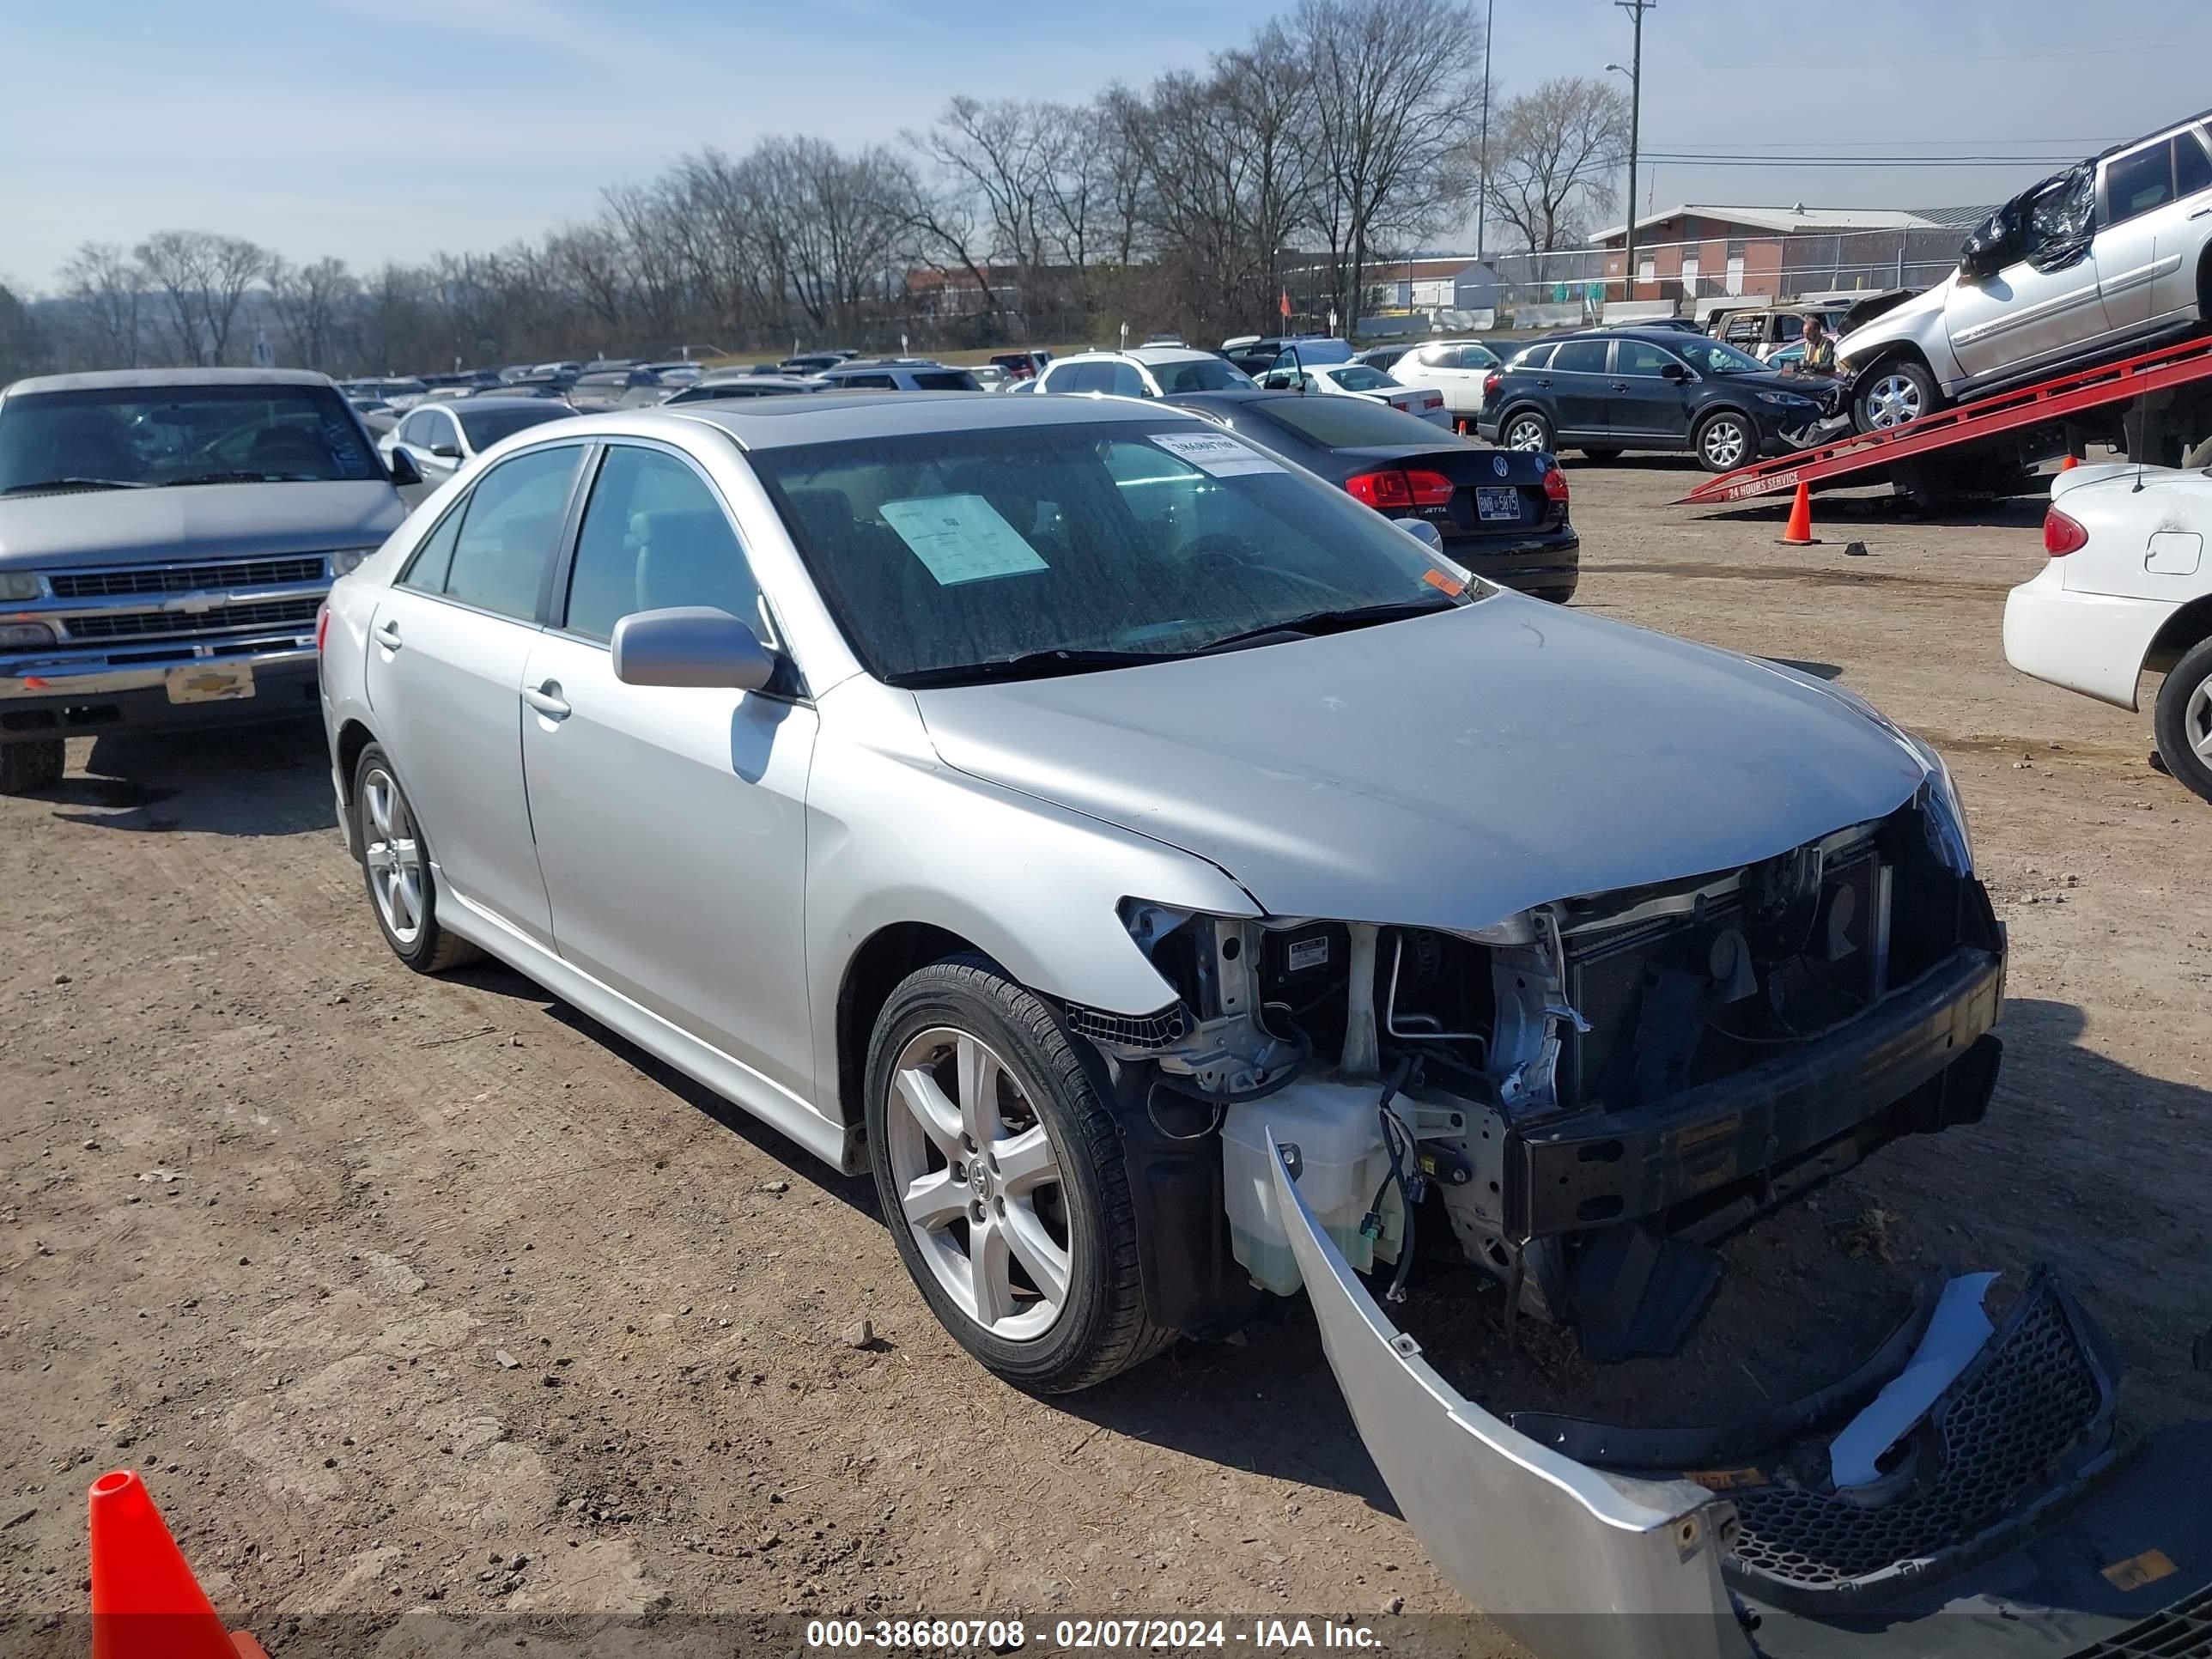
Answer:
[[1604, 57, 1639, 306], [1608, 0, 1653, 308], [1474, 0, 1495, 261]]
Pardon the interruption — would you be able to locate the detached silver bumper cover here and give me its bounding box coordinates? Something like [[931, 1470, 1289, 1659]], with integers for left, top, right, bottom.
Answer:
[[1267, 1133, 2212, 1659]]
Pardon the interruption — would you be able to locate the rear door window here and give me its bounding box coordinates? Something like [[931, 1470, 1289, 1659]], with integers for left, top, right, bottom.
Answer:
[[1550, 340, 1611, 374], [433, 444, 585, 622]]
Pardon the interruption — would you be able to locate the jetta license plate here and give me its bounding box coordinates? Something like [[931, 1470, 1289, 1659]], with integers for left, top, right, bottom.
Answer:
[[166, 662, 256, 703], [1475, 487, 1521, 521]]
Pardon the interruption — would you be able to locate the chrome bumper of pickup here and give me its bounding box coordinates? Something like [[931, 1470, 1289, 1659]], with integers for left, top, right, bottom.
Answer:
[[0, 644, 319, 702]]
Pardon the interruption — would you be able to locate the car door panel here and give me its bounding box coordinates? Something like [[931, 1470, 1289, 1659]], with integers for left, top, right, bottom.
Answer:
[[1545, 340, 1613, 437], [2097, 138, 2188, 331], [1607, 340, 1696, 441], [365, 586, 552, 944], [519, 634, 820, 1097], [519, 441, 820, 1103], [1947, 169, 2106, 382]]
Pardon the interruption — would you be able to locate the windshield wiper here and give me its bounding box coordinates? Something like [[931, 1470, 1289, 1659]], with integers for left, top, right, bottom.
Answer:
[[1194, 597, 1461, 655], [887, 647, 1172, 688], [160, 471, 321, 487], [1, 477, 149, 495]]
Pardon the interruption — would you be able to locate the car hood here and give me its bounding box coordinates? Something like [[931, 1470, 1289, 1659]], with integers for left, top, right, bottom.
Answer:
[[0, 481, 405, 567], [912, 599, 1929, 928], [1838, 281, 1949, 360]]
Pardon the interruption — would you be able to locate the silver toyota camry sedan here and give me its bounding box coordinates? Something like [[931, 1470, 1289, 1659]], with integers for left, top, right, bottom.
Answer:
[[319, 392, 2002, 1395]]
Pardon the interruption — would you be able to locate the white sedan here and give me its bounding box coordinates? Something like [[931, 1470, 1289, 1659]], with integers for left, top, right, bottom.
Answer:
[[1263, 361, 1449, 428], [2003, 462, 2212, 800]]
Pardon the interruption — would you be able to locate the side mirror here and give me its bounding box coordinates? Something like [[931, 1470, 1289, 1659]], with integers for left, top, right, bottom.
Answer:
[[428, 442, 461, 459], [611, 606, 775, 691], [1660, 362, 1689, 383], [1398, 518, 1445, 552], [387, 449, 422, 486]]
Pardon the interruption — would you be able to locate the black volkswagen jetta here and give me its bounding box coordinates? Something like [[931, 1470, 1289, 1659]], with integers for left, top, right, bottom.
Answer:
[[1164, 389, 1579, 602], [1475, 327, 1830, 472]]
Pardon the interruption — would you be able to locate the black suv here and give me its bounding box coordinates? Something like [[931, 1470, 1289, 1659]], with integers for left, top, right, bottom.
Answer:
[[1476, 328, 1829, 471]]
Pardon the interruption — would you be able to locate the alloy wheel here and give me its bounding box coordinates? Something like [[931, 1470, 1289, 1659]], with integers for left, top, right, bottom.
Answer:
[[1864, 372, 1923, 429], [1504, 417, 1547, 450], [1702, 417, 1749, 470], [885, 1027, 1071, 1340], [2187, 676, 2212, 766], [361, 766, 426, 946]]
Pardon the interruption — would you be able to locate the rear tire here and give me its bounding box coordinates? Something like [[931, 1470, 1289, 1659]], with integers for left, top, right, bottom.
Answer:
[[350, 743, 482, 972], [865, 954, 1171, 1394], [2153, 636, 2212, 805], [0, 738, 64, 795], [1854, 358, 1942, 432], [1501, 410, 1553, 453]]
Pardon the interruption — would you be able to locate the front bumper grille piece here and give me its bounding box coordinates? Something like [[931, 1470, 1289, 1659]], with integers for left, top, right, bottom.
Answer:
[[1726, 1268, 2114, 1607]]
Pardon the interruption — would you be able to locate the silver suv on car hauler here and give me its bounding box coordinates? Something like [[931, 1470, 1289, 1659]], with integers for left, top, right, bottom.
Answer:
[[1838, 108, 2212, 431], [0, 368, 419, 792]]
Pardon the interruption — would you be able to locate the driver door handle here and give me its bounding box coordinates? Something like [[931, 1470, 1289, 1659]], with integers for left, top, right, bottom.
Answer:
[[522, 681, 570, 720], [2192, 205, 2212, 219], [1610, 380, 1632, 392], [372, 620, 402, 651]]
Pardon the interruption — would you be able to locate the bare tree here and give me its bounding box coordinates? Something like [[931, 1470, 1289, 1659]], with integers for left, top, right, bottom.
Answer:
[[1482, 77, 1629, 252], [0, 282, 49, 384], [133, 231, 269, 365], [906, 97, 1095, 331], [1290, 0, 1485, 332], [58, 243, 145, 369], [265, 255, 357, 372]]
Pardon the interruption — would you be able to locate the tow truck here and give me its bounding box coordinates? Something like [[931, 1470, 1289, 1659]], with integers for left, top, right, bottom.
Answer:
[[1677, 334, 2212, 509]]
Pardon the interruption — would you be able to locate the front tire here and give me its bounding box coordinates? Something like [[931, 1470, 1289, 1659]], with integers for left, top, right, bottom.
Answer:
[[350, 743, 481, 972], [0, 738, 64, 795], [1694, 410, 1753, 472], [2153, 636, 2212, 805], [1854, 358, 1942, 432], [865, 955, 1170, 1393]]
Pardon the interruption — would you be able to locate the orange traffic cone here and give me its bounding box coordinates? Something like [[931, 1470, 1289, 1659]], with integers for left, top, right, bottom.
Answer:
[[89, 1470, 267, 1659], [1778, 481, 1819, 545], [2059, 453, 2080, 470]]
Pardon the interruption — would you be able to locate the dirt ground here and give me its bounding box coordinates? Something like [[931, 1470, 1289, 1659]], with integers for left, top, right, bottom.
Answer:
[[3, 459, 2209, 1650]]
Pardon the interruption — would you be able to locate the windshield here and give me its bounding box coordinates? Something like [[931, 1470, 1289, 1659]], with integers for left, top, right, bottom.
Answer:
[[752, 419, 1478, 684], [0, 384, 383, 491], [1669, 337, 1766, 375], [459, 404, 578, 448], [1328, 365, 1396, 392], [1151, 358, 1255, 393]]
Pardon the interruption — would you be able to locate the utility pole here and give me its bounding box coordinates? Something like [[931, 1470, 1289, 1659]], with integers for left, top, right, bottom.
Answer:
[[1612, 0, 1654, 308], [1474, 0, 1495, 261]]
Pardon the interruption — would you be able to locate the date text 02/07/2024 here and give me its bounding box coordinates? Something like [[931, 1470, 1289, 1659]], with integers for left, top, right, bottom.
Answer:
[[802, 1618, 1384, 1650]]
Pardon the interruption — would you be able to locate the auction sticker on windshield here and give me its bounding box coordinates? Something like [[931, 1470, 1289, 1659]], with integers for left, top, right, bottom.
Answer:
[[880, 495, 1050, 586], [1148, 432, 1284, 477]]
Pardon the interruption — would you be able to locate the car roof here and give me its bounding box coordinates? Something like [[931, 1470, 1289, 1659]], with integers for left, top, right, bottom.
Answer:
[[664, 390, 1200, 450], [450, 396, 570, 414], [1057, 348, 1218, 368], [9, 367, 338, 395]]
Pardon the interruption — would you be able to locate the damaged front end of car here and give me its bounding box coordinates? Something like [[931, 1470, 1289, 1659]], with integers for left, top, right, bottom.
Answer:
[[1061, 759, 2212, 1659], [1085, 776, 2002, 1364]]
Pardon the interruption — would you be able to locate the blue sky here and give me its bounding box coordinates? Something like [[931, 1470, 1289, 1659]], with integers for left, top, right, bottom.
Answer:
[[3, 0, 2209, 287]]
